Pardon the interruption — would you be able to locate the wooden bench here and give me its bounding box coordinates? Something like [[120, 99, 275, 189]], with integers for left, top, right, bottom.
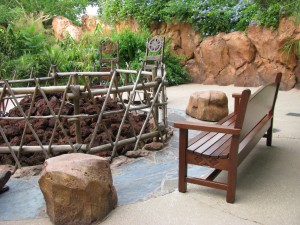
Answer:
[[174, 73, 282, 203]]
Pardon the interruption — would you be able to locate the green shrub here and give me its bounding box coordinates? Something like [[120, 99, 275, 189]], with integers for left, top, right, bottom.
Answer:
[[254, 2, 281, 28], [0, 22, 50, 79], [165, 53, 191, 86], [109, 29, 191, 85], [110, 29, 149, 68], [98, 0, 300, 36], [1, 20, 190, 86], [99, 0, 166, 27], [55, 33, 99, 72]]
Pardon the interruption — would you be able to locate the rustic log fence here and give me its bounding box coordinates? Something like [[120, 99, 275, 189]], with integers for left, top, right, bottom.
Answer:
[[0, 64, 168, 168]]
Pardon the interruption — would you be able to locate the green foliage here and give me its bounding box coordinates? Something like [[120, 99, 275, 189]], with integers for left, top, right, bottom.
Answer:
[[0, 25, 16, 59], [108, 29, 191, 85], [110, 29, 149, 68], [16, 25, 47, 54], [98, 0, 300, 36], [1, 0, 97, 24], [1, 17, 190, 85], [98, 0, 166, 27], [0, 15, 51, 79], [54, 33, 99, 72], [165, 53, 191, 86], [253, 3, 281, 28], [0, 3, 23, 24], [281, 38, 300, 60]]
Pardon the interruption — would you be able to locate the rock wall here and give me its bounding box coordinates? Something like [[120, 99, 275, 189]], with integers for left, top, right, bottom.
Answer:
[[151, 18, 300, 90], [52, 15, 112, 41], [52, 16, 83, 42], [52, 15, 300, 90]]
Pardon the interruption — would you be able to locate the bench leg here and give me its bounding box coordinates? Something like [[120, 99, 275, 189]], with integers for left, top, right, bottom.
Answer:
[[226, 167, 237, 203], [266, 119, 273, 146], [178, 129, 188, 193], [178, 156, 187, 192]]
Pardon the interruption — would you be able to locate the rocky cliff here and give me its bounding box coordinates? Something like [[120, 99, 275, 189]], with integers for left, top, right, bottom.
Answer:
[[52, 15, 300, 90], [151, 18, 300, 90]]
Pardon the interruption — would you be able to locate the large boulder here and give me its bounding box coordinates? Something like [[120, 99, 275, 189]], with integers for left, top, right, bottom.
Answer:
[[52, 16, 82, 41], [200, 34, 229, 84], [235, 62, 260, 87], [52, 16, 72, 40], [81, 14, 98, 33], [186, 91, 228, 122], [223, 31, 255, 69], [185, 58, 207, 83], [65, 25, 83, 42], [218, 64, 236, 86], [39, 153, 117, 225], [152, 22, 201, 60], [247, 24, 297, 70], [115, 17, 140, 33]]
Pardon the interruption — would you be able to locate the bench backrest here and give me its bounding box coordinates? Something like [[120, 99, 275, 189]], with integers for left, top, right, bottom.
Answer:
[[235, 73, 282, 140]]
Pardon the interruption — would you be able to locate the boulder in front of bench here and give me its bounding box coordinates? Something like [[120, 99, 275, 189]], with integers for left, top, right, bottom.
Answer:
[[186, 90, 228, 122], [39, 153, 117, 225]]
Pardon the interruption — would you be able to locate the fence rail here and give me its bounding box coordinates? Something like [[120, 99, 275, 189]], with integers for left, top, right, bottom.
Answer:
[[0, 65, 168, 168]]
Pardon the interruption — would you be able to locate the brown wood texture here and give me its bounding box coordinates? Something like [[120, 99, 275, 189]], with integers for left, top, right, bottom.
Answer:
[[174, 73, 282, 203]]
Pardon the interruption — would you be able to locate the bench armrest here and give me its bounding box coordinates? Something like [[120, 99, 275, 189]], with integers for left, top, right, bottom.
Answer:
[[232, 93, 241, 97], [174, 121, 241, 135], [232, 93, 242, 113]]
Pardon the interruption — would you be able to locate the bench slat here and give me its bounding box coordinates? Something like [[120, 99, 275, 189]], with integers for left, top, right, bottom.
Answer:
[[197, 107, 275, 160], [187, 113, 236, 149], [189, 116, 236, 155], [211, 138, 232, 159], [188, 132, 219, 151], [218, 113, 236, 126], [199, 134, 233, 158], [188, 132, 210, 146], [192, 132, 226, 153]]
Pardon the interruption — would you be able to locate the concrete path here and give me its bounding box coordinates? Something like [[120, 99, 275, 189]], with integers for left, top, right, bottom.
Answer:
[[0, 83, 299, 225]]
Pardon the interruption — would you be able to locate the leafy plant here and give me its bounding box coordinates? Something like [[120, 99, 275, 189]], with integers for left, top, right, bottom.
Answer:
[[281, 38, 300, 60], [0, 3, 23, 25], [97, 0, 300, 36], [54, 32, 99, 72], [106, 29, 191, 85], [110, 29, 149, 68], [1, 0, 97, 24], [98, 0, 166, 27], [165, 53, 191, 86], [0, 13, 51, 79]]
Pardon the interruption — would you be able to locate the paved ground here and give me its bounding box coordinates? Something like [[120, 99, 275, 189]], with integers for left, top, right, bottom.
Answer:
[[0, 83, 300, 225]]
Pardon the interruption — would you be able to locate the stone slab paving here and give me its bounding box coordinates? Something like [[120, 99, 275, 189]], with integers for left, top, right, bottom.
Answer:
[[0, 177, 46, 221], [0, 109, 210, 222]]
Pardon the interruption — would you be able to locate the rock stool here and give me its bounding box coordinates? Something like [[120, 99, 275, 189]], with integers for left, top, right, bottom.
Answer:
[[39, 153, 117, 225], [186, 90, 228, 122]]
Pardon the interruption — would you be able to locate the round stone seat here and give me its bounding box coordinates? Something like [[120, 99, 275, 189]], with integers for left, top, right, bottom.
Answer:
[[186, 90, 228, 122]]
